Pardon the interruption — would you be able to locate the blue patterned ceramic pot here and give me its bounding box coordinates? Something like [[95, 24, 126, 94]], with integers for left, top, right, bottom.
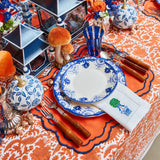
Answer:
[[112, 2, 138, 29], [7, 75, 44, 111]]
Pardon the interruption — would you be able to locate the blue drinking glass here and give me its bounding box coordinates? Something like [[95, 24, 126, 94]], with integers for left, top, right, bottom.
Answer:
[[83, 26, 104, 57]]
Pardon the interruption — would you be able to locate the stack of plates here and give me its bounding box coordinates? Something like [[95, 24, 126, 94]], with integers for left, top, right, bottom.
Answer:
[[53, 57, 126, 117]]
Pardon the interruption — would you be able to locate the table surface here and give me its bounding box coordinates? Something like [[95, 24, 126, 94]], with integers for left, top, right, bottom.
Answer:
[[1, 0, 160, 160]]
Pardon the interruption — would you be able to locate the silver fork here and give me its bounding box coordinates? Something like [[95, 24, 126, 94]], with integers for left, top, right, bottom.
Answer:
[[40, 106, 58, 122], [40, 106, 82, 147], [42, 95, 91, 138]]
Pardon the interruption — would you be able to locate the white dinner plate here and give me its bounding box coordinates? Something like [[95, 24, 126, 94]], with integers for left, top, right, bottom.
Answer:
[[53, 56, 126, 117], [61, 57, 118, 103]]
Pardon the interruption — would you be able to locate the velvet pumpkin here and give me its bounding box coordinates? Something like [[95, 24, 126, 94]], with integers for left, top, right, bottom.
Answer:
[[0, 51, 16, 82]]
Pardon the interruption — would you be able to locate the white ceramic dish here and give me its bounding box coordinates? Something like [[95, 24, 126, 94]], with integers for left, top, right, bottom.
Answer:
[[61, 57, 118, 103]]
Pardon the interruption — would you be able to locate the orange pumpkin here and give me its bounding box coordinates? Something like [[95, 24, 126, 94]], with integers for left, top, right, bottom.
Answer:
[[0, 51, 16, 82]]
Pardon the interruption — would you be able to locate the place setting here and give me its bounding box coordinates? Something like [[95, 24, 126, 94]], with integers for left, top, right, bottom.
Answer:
[[55, 56, 150, 127], [53, 30, 151, 133], [29, 22, 154, 152], [34, 25, 150, 151]]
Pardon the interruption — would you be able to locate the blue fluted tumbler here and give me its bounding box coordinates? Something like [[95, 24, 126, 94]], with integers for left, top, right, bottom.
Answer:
[[83, 26, 104, 57]]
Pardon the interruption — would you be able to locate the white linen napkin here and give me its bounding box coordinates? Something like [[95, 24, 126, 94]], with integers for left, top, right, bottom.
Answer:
[[92, 83, 151, 132]]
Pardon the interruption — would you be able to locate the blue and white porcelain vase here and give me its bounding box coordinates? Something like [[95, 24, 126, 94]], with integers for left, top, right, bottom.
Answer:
[[112, 0, 138, 29], [7, 75, 44, 111]]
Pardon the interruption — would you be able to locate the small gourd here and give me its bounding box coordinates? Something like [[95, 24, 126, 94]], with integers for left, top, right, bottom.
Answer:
[[112, 0, 138, 29], [7, 75, 44, 111]]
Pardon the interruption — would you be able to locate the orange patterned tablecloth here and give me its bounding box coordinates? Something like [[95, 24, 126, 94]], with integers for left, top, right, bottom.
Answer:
[[0, 0, 160, 159]]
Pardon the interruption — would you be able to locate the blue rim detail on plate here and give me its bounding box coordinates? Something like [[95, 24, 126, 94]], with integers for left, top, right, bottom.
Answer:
[[61, 57, 118, 103], [53, 56, 126, 117]]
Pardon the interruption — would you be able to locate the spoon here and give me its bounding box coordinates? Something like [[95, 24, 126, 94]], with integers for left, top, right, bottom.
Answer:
[[100, 51, 146, 82], [101, 46, 147, 75]]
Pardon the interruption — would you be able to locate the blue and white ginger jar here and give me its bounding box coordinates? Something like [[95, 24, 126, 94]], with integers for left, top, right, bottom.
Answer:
[[7, 75, 44, 111], [113, 3, 138, 29]]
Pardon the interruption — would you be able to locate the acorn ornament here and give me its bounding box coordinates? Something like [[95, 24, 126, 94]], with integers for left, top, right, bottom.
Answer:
[[43, 85, 49, 92], [26, 113, 34, 125], [15, 126, 23, 135], [28, 119, 34, 125], [112, 0, 138, 29], [47, 79, 54, 87], [21, 120, 29, 127], [26, 113, 34, 120]]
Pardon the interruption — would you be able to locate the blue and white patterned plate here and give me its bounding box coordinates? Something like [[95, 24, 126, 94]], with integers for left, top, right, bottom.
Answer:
[[61, 57, 118, 103], [53, 57, 126, 117]]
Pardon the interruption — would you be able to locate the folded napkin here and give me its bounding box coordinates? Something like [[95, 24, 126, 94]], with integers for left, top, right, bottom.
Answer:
[[92, 83, 151, 132]]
